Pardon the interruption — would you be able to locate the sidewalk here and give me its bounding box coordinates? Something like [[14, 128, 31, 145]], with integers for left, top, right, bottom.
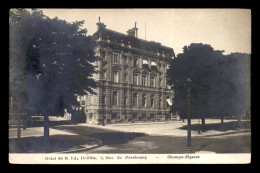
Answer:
[[9, 116, 77, 139], [78, 119, 251, 138]]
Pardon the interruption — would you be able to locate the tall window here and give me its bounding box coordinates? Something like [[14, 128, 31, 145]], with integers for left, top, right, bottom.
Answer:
[[142, 75, 147, 86], [151, 95, 155, 108], [150, 76, 155, 87], [133, 74, 138, 85], [103, 71, 106, 80], [124, 93, 127, 106], [133, 57, 138, 67], [122, 56, 127, 64], [160, 99, 163, 108], [159, 78, 162, 87], [112, 91, 118, 106], [142, 94, 147, 107], [113, 53, 119, 63], [102, 95, 105, 105], [113, 71, 118, 82], [100, 51, 106, 59], [133, 93, 138, 107], [125, 73, 128, 82]]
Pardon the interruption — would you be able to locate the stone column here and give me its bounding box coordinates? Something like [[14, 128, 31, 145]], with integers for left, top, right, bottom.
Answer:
[[155, 74, 160, 120], [106, 49, 112, 82], [105, 86, 111, 120]]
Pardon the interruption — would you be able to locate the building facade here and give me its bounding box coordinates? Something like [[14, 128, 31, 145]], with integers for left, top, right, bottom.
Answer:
[[78, 21, 175, 124]]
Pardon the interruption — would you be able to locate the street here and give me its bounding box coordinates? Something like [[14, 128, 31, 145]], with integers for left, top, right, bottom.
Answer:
[[9, 117, 251, 154]]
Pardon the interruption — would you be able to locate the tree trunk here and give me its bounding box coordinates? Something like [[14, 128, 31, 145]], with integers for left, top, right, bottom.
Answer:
[[22, 113, 26, 130], [201, 116, 206, 132], [17, 111, 21, 141], [44, 115, 50, 152], [221, 116, 224, 124], [220, 116, 225, 131], [237, 115, 242, 129]]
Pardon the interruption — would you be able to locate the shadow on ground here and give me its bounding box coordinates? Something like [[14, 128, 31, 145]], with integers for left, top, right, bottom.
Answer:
[[9, 135, 97, 153], [26, 119, 74, 128], [52, 125, 146, 153], [10, 125, 146, 153], [179, 120, 251, 132]]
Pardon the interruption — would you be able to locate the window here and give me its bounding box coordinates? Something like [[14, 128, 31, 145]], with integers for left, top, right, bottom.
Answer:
[[113, 71, 118, 82], [142, 59, 149, 69], [166, 96, 172, 108], [133, 93, 138, 107], [122, 56, 127, 64], [113, 53, 119, 63], [159, 78, 162, 87], [133, 74, 138, 85], [81, 101, 85, 105], [111, 113, 118, 119], [103, 71, 106, 80], [142, 75, 147, 86], [142, 94, 147, 107], [102, 95, 105, 105], [112, 91, 118, 106], [160, 99, 163, 108], [151, 95, 155, 108], [100, 51, 106, 59], [133, 57, 138, 67], [150, 77, 155, 87], [125, 74, 128, 82], [124, 95, 127, 106], [133, 113, 137, 120]]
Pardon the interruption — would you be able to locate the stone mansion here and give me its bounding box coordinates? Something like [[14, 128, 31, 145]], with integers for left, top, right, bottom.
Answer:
[[72, 20, 175, 124]]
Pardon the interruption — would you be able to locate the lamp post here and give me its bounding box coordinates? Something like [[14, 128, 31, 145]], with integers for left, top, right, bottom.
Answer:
[[102, 84, 105, 126], [186, 78, 192, 153], [102, 102, 105, 126]]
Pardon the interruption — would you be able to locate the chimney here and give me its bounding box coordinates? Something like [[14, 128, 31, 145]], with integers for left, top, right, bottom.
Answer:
[[96, 16, 106, 30], [134, 22, 138, 38], [127, 22, 138, 38]]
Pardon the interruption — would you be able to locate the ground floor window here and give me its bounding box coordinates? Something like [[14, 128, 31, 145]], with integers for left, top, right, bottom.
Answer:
[[111, 113, 118, 119], [133, 93, 138, 107], [112, 91, 118, 105], [133, 113, 137, 120]]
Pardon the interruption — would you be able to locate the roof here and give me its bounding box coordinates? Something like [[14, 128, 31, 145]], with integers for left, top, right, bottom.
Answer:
[[92, 23, 175, 58]]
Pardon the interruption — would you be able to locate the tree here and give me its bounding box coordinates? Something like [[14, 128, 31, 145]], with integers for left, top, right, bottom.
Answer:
[[167, 43, 251, 132], [208, 52, 250, 125], [167, 43, 225, 132], [9, 9, 97, 150], [9, 9, 32, 140]]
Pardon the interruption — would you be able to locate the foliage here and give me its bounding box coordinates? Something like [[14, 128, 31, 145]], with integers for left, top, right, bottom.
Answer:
[[9, 9, 97, 117], [167, 43, 250, 120]]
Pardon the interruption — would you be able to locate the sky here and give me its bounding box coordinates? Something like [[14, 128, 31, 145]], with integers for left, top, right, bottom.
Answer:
[[40, 9, 251, 55]]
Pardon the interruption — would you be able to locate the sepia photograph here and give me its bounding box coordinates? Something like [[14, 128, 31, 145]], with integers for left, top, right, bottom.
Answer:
[[9, 8, 251, 164]]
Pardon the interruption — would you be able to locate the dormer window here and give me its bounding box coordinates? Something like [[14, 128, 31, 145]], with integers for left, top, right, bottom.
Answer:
[[107, 36, 110, 43], [128, 42, 131, 48], [98, 35, 102, 41]]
